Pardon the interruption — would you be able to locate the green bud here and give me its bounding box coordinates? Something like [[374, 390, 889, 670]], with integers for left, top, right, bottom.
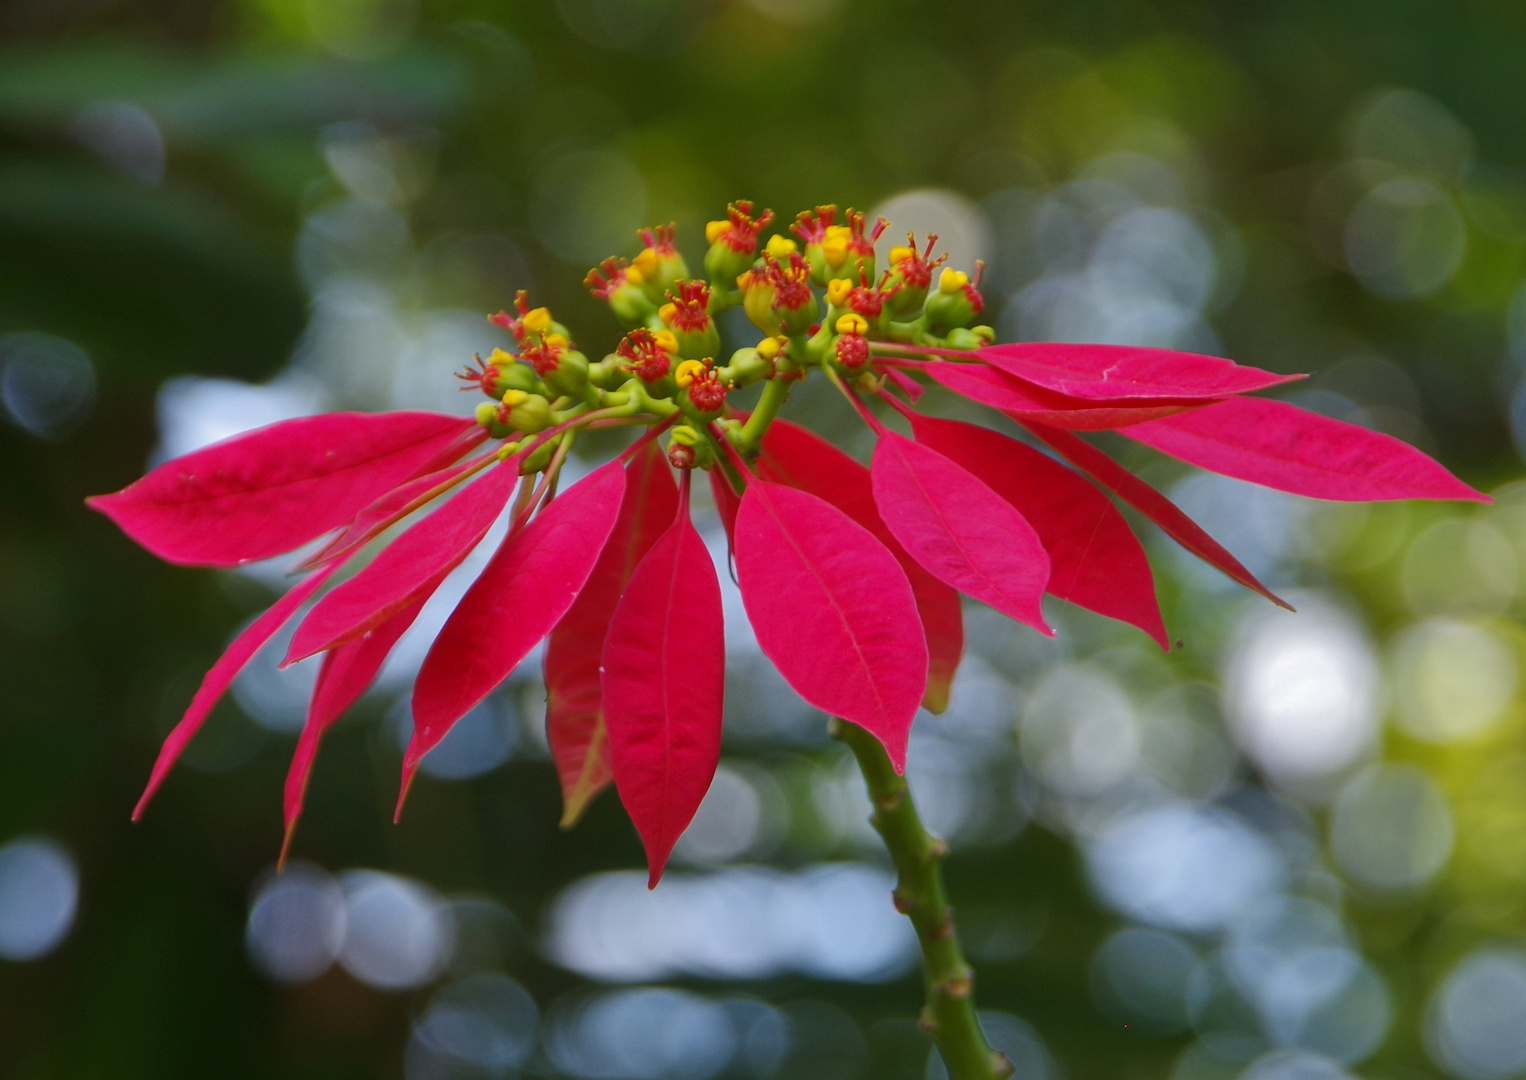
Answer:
[[541, 349, 590, 400], [718, 346, 772, 386]]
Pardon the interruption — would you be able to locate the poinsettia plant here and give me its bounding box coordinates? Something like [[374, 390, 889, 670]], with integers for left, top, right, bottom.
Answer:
[[89, 200, 1485, 1080]]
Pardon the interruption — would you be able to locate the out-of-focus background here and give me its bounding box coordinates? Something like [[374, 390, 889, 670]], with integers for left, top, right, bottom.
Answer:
[[6, 1, 1526, 1078]]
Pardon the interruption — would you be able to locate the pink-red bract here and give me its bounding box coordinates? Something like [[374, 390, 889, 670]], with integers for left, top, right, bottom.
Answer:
[[87, 412, 475, 567], [974, 342, 1303, 401], [286, 462, 520, 663], [1021, 420, 1290, 609], [907, 413, 1169, 649], [925, 361, 1207, 430], [545, 442, 680, 828], [1120, 395, 1491, 503], [603, 480, 725, 887], [734, 480, 927, 771], [872, 431, 1053, 636], [281, 591, 433, 864], [755, 420, 964, 715], [407, 460, 626, 776], [306, 455, 489, 570], [132, 561, 341, 820]]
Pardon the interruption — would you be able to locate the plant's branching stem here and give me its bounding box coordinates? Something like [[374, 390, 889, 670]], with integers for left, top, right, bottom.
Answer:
[[736, 375, 794, 453], [831, 719, 1013, 1080]]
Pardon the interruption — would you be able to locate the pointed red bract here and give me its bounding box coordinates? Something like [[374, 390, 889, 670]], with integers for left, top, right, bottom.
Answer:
[[974, 343, 1303, 401], [286, 462, 520, 663], [756, 420, 963, 715], [1120, 395, 1491, 503], [407, 460, 627, 775], [603, 476, 725, 887], [281, 591, 432, 866], [132, 561, 342, 820], [1022, 421, 1290, 609], [907, 413, 1168, 648], [88, 412, 476, 567], [883, 367, 925, 403], [306, 454, 492, 569], [734, 480, 927, 771], [545, 442, 680, 828], [925, 361, 1208, 429], [871, 431, 1053, 635]]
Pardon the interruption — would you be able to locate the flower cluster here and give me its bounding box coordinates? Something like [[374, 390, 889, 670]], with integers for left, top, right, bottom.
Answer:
[[91, 200, 1488, 884]]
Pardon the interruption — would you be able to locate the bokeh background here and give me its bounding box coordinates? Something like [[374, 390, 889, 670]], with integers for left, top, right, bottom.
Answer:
[[6, 1, 1526, 1078]]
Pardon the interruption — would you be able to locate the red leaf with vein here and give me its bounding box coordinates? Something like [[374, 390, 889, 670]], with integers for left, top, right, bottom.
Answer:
[[1120, 395, 1490, 503], [925, 361, 1207, 429], [280, 589, 432, 866], [974, 343, 1302, 401], [1021, 421, 1290, 608], [305, 454, 490, 569], [734, 480, 927, 771], [131, 561, 341, 820], [603, 478, 724, 887], [545, 442, 679, 828], [872, 430, 1053, 635], [756, 420, 963, 714], [908, 413, 1167, 648], [285, 462, 519, 662], [408, 460, 627, 776], [88, 411, 476, 566]]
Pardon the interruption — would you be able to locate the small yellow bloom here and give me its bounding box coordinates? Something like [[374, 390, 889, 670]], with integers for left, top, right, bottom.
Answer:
[[633, 248, 659, 278], [488, 347, 515, 367], [625, 265, 645, 285], [544, 333, 568, 349], [674, 359, 707, 388], [835, 312, 868, 335], [826, 278, 854, 306], [755, 337, 782, 360], [765, 235, 798, 257], [653, 329, 680, 353], [501, 389, 529, 407], [939, 268, 969, 294], [659, 303, 677, 326], [888, 245, 914, 266], [822, 224, 851, 267], [523, 307, 553, 334], [705, 220, 729, 244]]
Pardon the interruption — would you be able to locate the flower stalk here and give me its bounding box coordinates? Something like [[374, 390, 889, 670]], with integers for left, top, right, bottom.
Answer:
[[830, 717, 1013, 1080]]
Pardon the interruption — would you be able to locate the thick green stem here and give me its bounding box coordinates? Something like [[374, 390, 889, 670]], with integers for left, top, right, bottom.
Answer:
[[831, 719, 1013, 1080], [736, 375, 793, 452]]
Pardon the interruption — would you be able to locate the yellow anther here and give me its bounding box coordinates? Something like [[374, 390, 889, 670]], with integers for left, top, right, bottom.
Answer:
[[765, 234, 798, 257], [939, 268, 969, 294], [705, 220, 728, 244], [826, 278, 855, 306], [544, 332, 568, 349], [658, 302, 677, 326], [755, 337, 782, 360], [835, 313, 868, 335], [625, 265, 644, 285], [888, 245, 914, 266], [822, 225, 851, 267], [523, 307, 553, 334], [633, 248, 659, 277], [674, 359, 706, 388], [501, 389, 529, 407], [488, 347, 515, 367], [653, 329, 679, 353]]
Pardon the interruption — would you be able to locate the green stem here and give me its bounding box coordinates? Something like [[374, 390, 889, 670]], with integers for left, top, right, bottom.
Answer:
[[736, 375, 793, 452], [831, 718, 1013, 1080]]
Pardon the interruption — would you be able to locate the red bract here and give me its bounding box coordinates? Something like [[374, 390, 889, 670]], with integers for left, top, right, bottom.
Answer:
[[603, 472, 725, 886], [902, 411, 1168, 650], [545, 442, 679, 827], [923, 360, 1206, 430], [972, 342, 1302, 401], [407, 460, 627, 788], [752, 420, 964, 716], [88, 412, 477, 567], [733, 478, 928, 772]]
